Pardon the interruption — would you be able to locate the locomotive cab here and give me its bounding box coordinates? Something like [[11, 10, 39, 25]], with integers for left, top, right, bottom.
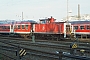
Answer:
[[39, 16, 56, 24]]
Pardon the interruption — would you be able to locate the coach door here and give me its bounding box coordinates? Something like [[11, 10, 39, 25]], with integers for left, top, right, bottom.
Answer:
[[66, 25, 71, 34], [64, 23, 71, 38], [31, 23, 35, 32], [10, 25, 14, 33]]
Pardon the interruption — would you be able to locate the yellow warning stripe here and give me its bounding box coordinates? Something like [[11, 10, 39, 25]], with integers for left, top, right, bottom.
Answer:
[[72, 43, 77, 48], [20, 50, 26, 56]]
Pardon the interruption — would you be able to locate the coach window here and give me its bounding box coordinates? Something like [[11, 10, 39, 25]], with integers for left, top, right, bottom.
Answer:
[[3, 26, 5, 29], [86, 25, 90, 30], [2, 26, 4, 29], [22, 25, 25, 29], [0, 26, 1, 29], [4, 26, 6, 29], [80, 26, 84, 30], [18, 25, 20, 29], [14, 25, 17, 29], [1, 26, 3, 29], [3, 26, 6, 29], [74, 26, 78, 30], [7, 26, 10, 29], [26, 25, 28, 29]]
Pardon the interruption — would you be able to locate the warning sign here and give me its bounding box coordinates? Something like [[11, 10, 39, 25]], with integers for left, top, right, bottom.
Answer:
[[19, 49, 26, 56], [72, 43, 78, 48]]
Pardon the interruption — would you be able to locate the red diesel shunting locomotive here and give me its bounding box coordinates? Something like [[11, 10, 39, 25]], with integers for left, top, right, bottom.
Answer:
[[33, 16, 72, 39]]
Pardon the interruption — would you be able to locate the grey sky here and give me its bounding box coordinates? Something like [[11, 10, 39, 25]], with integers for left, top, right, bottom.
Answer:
[[0, 0, 90, 21]]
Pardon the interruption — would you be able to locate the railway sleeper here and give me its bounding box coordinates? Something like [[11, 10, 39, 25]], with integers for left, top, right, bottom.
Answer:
[[20, 34, 30, 39]]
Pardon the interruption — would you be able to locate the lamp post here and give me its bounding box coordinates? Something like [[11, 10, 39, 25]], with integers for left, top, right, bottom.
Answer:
[[67, 0, 69, 22], [64, 0, 69, 38]]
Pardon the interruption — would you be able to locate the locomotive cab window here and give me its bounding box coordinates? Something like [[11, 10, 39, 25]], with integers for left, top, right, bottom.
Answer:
[[74, 26, 78, 30], [86, 25, 90, 30], [80, 26, 84, 30]]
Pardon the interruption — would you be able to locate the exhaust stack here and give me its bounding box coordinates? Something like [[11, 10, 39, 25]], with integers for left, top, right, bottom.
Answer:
[[78, 4, 80, 20]]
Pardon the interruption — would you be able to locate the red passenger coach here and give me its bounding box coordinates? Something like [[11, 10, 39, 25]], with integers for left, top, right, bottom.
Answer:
[[0, 24, 11, 34], [14, 22, 31, 34], [70, 20, 90, 39], [0, 21, 32, 38], [12, 22, 32, 37]]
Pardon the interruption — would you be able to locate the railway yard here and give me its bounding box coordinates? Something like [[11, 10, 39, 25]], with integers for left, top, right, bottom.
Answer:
[[0, 0, 90, 60], [0, 36, 90, 60]]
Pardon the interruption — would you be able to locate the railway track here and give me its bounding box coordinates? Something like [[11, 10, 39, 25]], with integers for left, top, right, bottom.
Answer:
[[0, 36, 90, 48], [0, 36, 90, 53], [0, 36, 90, 60], [0, 34, 90, 43]]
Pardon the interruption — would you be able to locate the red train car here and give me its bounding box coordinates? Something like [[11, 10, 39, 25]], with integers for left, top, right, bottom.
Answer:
[[13, 22, 31, 33], [71, 20, 90, 39], [0, 21, 32, 38], [0, 24, 11, 34], [13, 22, 32, 37], [0, 17, 72, 40], [33, 17, 72, 39]]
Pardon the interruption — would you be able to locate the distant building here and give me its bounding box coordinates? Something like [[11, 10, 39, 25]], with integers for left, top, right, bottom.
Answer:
[[61, 14, 90, 21]]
